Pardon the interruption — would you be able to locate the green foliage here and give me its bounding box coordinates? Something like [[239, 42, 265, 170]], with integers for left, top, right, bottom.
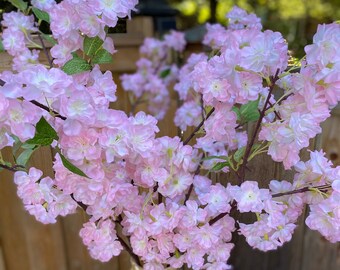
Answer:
[[16, 148, 35, 166], [59, 152, 90, 178], [211, 161, 230, 171], [83, 36, 112, 64], [62, 55, 92, 75], [41, 33, 57, 45], [32, 7, 50, 23], [240, 100, 260, 122], [83, 36, 104, 57], [0, 39, 4, 52], [233, 100, 260, 125], [6, 0, 27, 12], [234, 147, 246, 163], [91, 49, 112, 64], [159, 68, 171, 78], [25, 116, 59, 146]]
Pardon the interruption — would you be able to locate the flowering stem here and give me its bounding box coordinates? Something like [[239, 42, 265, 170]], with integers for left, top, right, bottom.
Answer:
[[37, 32, 53, 68], [272, 184, 331, 198], [238, 69, 280, 182], [0, 79, 67, 120], [70, 195, 142, 267], [183, 107, 215, 145], [0, 164, 25, 172], [183, 160, 202, 204], [116, 233, 142, 267], [30, 100, 67, 120]]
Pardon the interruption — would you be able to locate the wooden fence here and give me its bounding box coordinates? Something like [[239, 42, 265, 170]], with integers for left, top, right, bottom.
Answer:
[[0, 16, 339, 270]]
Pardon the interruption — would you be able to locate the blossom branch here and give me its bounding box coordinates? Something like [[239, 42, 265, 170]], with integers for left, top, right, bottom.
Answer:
[[70, 195, 142, 267], [37, 33, 53, 68], [183, 107, 215, 145], [238, 69, 280, 182], [0, 79, 67, 120], [0, 164, 25, 172], [272, 184, 331, 198]]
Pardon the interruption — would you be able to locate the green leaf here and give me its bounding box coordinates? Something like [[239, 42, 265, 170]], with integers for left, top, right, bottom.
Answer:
[[7, 0, 27, 12], [62, 55, 92, 75], [91, 49, 112, 64], [160, 68, 171, 78], [32, 7, 50, 23], [234, 147, 246, 163], [83, 36, 104, 57], [21, 143, 38, 149], [0, 39, 4, 52], [211, 161, 230, 172], [11, 135, 22, 156], [59, 153, 89, 178], [251, 143, 262, 152], [41, 34, 57, 45], [17, 149, 35, 166], [232, 106, 241, 121], [240, 100, 260, 122], [202, 155, 229, 161], [25, 116, 59, 146]]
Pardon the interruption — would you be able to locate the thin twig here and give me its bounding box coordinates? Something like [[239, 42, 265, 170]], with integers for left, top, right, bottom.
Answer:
[[272, 184, 331, 198], [37, 33, 53, 68], [0, 79, 66, 120], [238, 69, 280, 182], [267, 101, 282, 120], [116, 233, 142, 267], [184, 160, 202, 204], [0, 164, 25, 172], [29, 100, 67, 120], [183, 107, 215, 145]]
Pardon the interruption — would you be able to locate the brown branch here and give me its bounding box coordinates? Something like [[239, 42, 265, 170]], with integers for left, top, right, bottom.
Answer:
[[0, 164, 25, 172], [238, 69, 280, 182], [116, 233, 142, 267], [272, 184, 331, 198], [70, 197, 142, 267], [183, 107, 215, 145], [0, 79, 66, 120], [115, 215, 142, 267], [183, 160, 202, 204], [37, 33, 53, 68], [29, 100, 67, 120], [209, 201, 237, 226], [267, 101, 282, 120]]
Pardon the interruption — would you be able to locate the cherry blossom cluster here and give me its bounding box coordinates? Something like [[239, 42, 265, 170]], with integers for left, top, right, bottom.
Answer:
[[121, 30, 186, 119], [0, 2, 339, 270]]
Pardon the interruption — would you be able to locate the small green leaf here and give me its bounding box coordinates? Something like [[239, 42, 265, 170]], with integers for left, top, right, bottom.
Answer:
[[83, 36, 104, 57], [41, 34, 57, 45], [7, 0, 27, 12], [202, 155, 229, 161], [11, 135, 22, 156], [25, 116, 59, 146], [232, 106, 241, 121], [234, 147, 246, 163], [91, 49, 112, 64], [211, 161, 230, 171], [251, 143, 262, 152], [59, 153, 89, 178], [0, 39, 4, 52], [21, 143, 38, 149], [160, 68, 171, 78], [32, 7, 50, 23], [17, 149, 35, 166], [240, 100, 260, 122], [62, 55, 92, 75]]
